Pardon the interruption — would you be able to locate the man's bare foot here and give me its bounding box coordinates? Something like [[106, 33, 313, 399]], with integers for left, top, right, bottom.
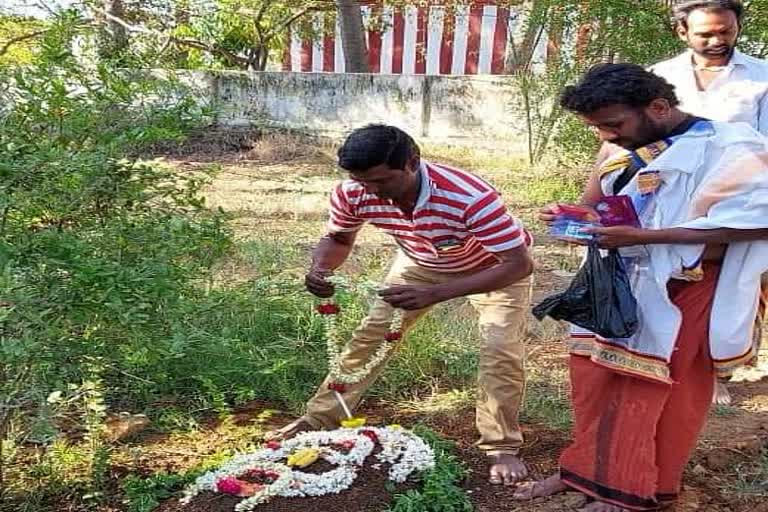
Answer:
[[712, 380, 732, 405], [487, 452, 528, 485], [577, 502, 630, 511], [513, 473, 568, 500], [263, 419, 314, 442]]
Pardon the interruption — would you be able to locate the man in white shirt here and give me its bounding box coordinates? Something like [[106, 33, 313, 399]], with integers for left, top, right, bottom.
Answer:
[[651, 0, 768, 136], [651, 0, 768, 404]]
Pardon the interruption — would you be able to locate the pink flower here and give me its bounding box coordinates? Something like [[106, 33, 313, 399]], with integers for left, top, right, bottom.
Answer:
[[360, 430, 379, 443], [216, 477, 243, 495], [265, 440, 281, 450], [334, 439, 356, 451], [264, 470, 280, 481], [328, 382, 347, 393], [316, 303, 340, 315]]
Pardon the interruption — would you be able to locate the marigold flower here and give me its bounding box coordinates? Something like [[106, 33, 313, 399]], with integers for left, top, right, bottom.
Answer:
[[340, 417, 366, 428]]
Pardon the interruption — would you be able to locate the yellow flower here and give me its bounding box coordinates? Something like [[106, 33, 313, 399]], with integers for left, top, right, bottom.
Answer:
[[388, 424, 402, 430], [286, 448, 320, 468], [340, 417, 366, 428]]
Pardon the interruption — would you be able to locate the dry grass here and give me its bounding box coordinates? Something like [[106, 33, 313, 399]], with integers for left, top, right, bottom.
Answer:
[[244, 132, 335, 164]]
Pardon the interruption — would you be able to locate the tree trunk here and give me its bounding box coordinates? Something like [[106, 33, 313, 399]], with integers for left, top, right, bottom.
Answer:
[[96, 0, 129, 62], [575, 21, 593, 65], [504, 1, 547, 73], [336, 0, 369, 72], [546, 6, 565, 70], [174, 1, 190, 67]]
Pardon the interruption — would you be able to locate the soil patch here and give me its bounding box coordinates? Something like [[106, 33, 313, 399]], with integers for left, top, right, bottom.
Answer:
[[157, 448, 415, 512]]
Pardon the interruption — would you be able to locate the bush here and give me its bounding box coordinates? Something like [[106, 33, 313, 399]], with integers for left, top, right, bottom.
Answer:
[[0, 11, 228, 494]]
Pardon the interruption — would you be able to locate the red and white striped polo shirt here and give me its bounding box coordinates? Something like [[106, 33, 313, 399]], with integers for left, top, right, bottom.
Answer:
[[327, 161, 530, 272]]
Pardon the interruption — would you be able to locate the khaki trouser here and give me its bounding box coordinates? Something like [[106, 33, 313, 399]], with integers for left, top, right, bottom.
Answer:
[[302, 251, 532, 455]]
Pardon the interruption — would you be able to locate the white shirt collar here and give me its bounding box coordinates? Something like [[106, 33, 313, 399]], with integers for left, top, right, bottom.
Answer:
[[415, 160, 431, 209], [729, 49, 749, 67], [684, 48, 748, 69]]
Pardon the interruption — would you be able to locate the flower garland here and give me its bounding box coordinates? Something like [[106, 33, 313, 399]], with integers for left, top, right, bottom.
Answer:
[[318, 276, 404, 391], [180, 459, 293, 511], [180, 426, 435, 511]]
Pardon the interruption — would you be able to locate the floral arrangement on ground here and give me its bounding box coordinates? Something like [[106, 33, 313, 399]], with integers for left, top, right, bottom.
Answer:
[[178, 425, 436, 511]]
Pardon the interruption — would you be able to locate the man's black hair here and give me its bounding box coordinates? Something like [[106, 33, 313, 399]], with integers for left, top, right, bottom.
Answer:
[[673, 0, 743, 29], [559, 63, 680, 114], [337, 124, 420, 173]]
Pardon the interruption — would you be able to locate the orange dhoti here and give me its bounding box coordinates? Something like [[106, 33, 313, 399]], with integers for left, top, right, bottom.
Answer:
[[559, 264, 721, 510]]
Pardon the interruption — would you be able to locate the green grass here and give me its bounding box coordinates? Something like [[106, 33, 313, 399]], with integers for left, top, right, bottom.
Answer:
[[388, 425, 473, 512], [728, 449, 768, 497], [712, 404, 739, 417], [521, 365, 572, 430], [373, 302, 480, 401]]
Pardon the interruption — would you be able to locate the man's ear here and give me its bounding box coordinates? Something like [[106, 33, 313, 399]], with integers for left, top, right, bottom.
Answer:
[[406, 156, 420, 173], [676, 24, 688, 44], [646, 98, 672, 120]]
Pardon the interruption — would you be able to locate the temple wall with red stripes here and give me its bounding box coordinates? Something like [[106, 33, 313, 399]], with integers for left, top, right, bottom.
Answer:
[[281, 1, 546, 75]]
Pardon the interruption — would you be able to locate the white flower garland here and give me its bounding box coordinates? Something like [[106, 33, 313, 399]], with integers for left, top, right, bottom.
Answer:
[[320, 276, 404, 386], [375, 427, 436, 482], [179, 459, 292, 511], [181, 426, 435, 510], [322, 304, 403, 385]]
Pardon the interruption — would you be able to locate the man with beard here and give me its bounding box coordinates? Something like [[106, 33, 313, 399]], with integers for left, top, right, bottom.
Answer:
[[515, 64, 768, 511], [652, 0, 768, 405], [652, 0, 768, 136]]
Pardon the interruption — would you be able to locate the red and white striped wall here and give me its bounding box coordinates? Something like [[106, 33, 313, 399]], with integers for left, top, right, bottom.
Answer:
[[282, 2, 547, 75]]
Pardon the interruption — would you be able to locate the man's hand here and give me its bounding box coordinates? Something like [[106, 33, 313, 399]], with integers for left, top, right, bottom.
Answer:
[[539, 203, 599, 226], [538, 203, 560, 225], [378, 284, 448, 311], [305, 268, 335, 298], [586, 225, 649, 249]]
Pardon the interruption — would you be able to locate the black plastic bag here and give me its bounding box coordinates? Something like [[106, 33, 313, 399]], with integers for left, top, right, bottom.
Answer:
[[532, 244, 638, 339]]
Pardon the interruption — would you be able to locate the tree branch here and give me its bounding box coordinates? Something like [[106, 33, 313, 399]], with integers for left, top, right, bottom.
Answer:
[[96, 9, 249, 67], [0, 30, 49, 58], [94, 2, 332, 69], [263, 6, 322, 42], [174, 38, 249, 67], [254, 2, 270, 28]]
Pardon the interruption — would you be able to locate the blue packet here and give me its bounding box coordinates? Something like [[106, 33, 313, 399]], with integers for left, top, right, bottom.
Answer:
[[550, 218, 595, 241]]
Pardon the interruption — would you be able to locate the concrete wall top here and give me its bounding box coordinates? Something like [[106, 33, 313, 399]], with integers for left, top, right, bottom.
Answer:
[[181, 70, 527, 150]]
